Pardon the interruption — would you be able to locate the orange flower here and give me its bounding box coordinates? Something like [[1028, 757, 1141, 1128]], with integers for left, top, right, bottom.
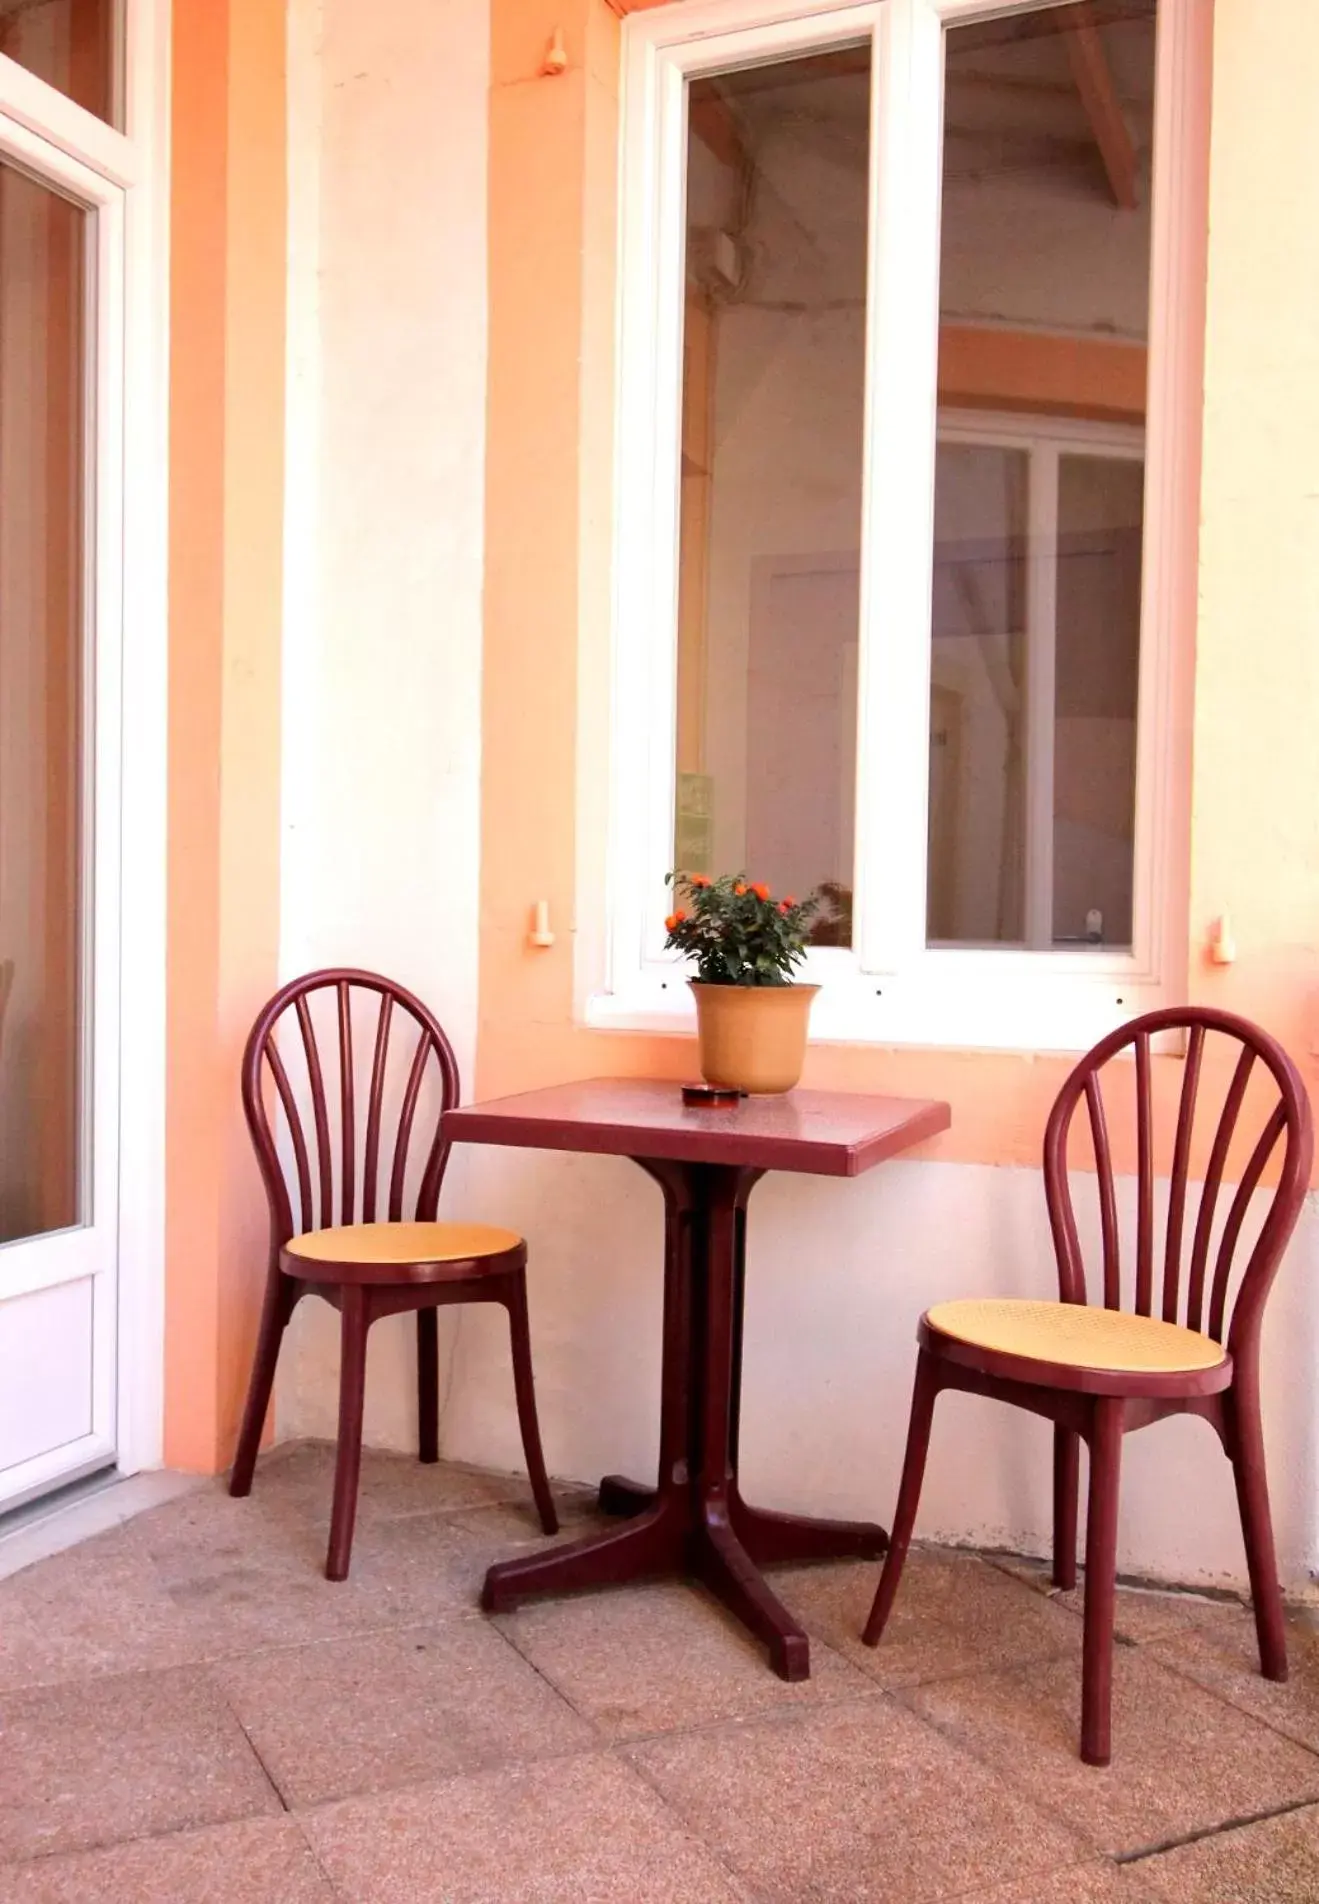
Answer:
[[689, 873, 711, 888], [734, 882, 747, 896], [750, 882, 770, 902], [778, 901, 791, 915], [784, 895, 797, 907], [664, 910, 687, 932]]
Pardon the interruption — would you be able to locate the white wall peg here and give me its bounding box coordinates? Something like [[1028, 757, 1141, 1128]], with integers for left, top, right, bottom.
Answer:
[[529, 899, 555, 948], [1209, 914, 1236, 965], [541, 27, 567, 75]]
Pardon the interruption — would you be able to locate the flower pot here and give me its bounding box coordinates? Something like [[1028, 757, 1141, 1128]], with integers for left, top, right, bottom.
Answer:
[[690, 982, 820, 1095]]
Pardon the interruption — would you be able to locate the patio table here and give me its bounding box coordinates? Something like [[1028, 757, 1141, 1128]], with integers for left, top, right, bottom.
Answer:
[[443, 1077, 951, 1679]]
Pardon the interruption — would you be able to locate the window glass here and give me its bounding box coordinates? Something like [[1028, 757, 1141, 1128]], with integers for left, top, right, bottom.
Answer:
[[928, 0, 1156, 949], [1053, 453, 1144, 947], [0, 0, 121, 127], [929, 443, 1029, 946], [674, 48, 870, 942]]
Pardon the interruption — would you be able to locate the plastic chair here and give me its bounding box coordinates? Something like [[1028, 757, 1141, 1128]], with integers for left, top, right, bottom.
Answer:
[[229, 968, 558, 1578], [863, 1006, 1313, 1765]]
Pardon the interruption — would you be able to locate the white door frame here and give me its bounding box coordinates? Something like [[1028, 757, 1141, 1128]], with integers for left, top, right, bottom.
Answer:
[[113, 0, 170, 1479], [0, 0, 171, 1487]]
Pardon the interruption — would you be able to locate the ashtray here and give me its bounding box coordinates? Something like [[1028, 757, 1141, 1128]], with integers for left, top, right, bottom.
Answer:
[[681, 1083, 742, 1108]]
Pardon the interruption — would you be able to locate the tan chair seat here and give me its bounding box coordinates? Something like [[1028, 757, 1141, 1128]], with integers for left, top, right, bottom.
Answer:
[[286, 1220, 522, 1267], [926, 1298, 1227, 1376]]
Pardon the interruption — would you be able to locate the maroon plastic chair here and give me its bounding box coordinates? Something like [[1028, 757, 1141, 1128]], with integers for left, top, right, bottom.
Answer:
[[863, 1006, 1313, 1766], [229, 968, 558, 1579]]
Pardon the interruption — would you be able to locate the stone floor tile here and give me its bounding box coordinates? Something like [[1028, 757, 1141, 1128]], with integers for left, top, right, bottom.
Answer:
[[9, 1458, 1312, 1902], [0, 1473, 201, 1588], [1132, 1803, 1319, 1902], [901, 1649, 1319, 1857], [1150, 1606, 1319, 1754], [988, 1553, 1253, 1647], [776, 1547, 1081, 1689], [127, 1481, 331, 1573], [236, 1438, 542, 1525], [496, 1579, 875, 1740], [0, 1817, 334, 1902], [303, 1752, 751, 1902], [0, 1666, 278, 1865], [217, 1619, 595, 1807], [135, 1494, 532, 1654], [627, 1694, 1086, 1902], [958, 1859, 1162, 1901], [0, 1528, 198, 1694], [446, 1487, 607, 1551]]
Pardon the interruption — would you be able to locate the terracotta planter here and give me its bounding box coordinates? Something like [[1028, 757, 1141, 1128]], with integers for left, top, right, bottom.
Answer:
[[690, 982, 819, 1095]]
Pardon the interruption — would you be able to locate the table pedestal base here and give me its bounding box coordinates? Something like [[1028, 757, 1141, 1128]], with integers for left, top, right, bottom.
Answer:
[[481, 1160, 889, 1680]]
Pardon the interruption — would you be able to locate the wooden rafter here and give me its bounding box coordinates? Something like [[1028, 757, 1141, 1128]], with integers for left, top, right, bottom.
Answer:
[[688, 86, 749, 174], [1061, 2, 1139, 210]]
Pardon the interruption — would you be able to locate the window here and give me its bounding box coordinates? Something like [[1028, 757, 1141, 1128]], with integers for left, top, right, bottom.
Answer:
[[597, 0, 1204, 1051]]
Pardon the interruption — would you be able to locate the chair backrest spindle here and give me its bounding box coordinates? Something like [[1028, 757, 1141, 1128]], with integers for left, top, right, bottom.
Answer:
[[1083, 1073, 1121, 1308], [1162, 1020, 1204, 1321], [294, 993, 334, 1231], [1134, 1031, 1154, 1316], [1183, 1044, 1254, 1332], [362, 993, 393, 1226], [390, 1033, 433, 1222], [336, 979, 356, 1226]]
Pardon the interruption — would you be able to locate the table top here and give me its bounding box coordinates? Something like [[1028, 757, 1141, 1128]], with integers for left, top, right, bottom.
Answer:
[[444, 1078, 950, 1178]]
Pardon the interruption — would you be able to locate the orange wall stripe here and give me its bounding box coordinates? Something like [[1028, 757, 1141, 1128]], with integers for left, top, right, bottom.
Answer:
[[165, 0, 286, 1472]]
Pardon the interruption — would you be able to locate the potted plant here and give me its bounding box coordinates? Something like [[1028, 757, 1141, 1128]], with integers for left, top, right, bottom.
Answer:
[[664, 872, 821, 1094]]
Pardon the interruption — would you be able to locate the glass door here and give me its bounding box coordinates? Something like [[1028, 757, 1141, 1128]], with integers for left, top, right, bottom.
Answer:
[[0, 106, 124, 1509]]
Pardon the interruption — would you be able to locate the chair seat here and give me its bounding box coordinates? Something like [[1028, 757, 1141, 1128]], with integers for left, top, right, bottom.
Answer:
[[284, 1220, 523, 1282], [925, 1298, 1228, 1382]]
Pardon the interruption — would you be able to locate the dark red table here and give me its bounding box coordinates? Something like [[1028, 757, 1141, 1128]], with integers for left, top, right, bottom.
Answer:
[[443, 1078, 951, 1678]]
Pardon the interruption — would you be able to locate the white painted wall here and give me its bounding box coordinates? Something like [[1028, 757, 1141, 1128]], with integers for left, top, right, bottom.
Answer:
[[277, 0, 490, 1445]]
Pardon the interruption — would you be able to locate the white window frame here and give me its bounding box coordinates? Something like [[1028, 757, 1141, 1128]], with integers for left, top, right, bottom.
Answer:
[[589, 0, 1203, 1054], [0, 1, 172, 1477]]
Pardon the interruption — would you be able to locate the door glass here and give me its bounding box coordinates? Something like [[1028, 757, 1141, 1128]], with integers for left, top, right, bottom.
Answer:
[[0, 158, 86, 1243], [674, 45, 871, 946], [0, 0, 120, 127]]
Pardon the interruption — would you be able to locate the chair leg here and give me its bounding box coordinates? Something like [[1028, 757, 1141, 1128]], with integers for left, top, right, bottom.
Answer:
[[326, 1286, 370, 1582], [506, 1273, 558, 1536], [1229, 1385, 1288, 1682], [1080, 1397, 1124, 1767], [1053, 1426, 1080, 1592], [417, 1307, 440, 1465], [863, 1349, 940, 1647], [229, 1269, 299, 1498]]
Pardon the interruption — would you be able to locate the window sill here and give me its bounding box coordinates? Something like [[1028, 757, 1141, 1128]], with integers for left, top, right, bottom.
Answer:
[[583, 965, 1171, 1057]]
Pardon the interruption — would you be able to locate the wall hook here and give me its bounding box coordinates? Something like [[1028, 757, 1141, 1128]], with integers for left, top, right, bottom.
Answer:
[[1209, 913, 1236, 965], [542, 28, 568, 76]]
